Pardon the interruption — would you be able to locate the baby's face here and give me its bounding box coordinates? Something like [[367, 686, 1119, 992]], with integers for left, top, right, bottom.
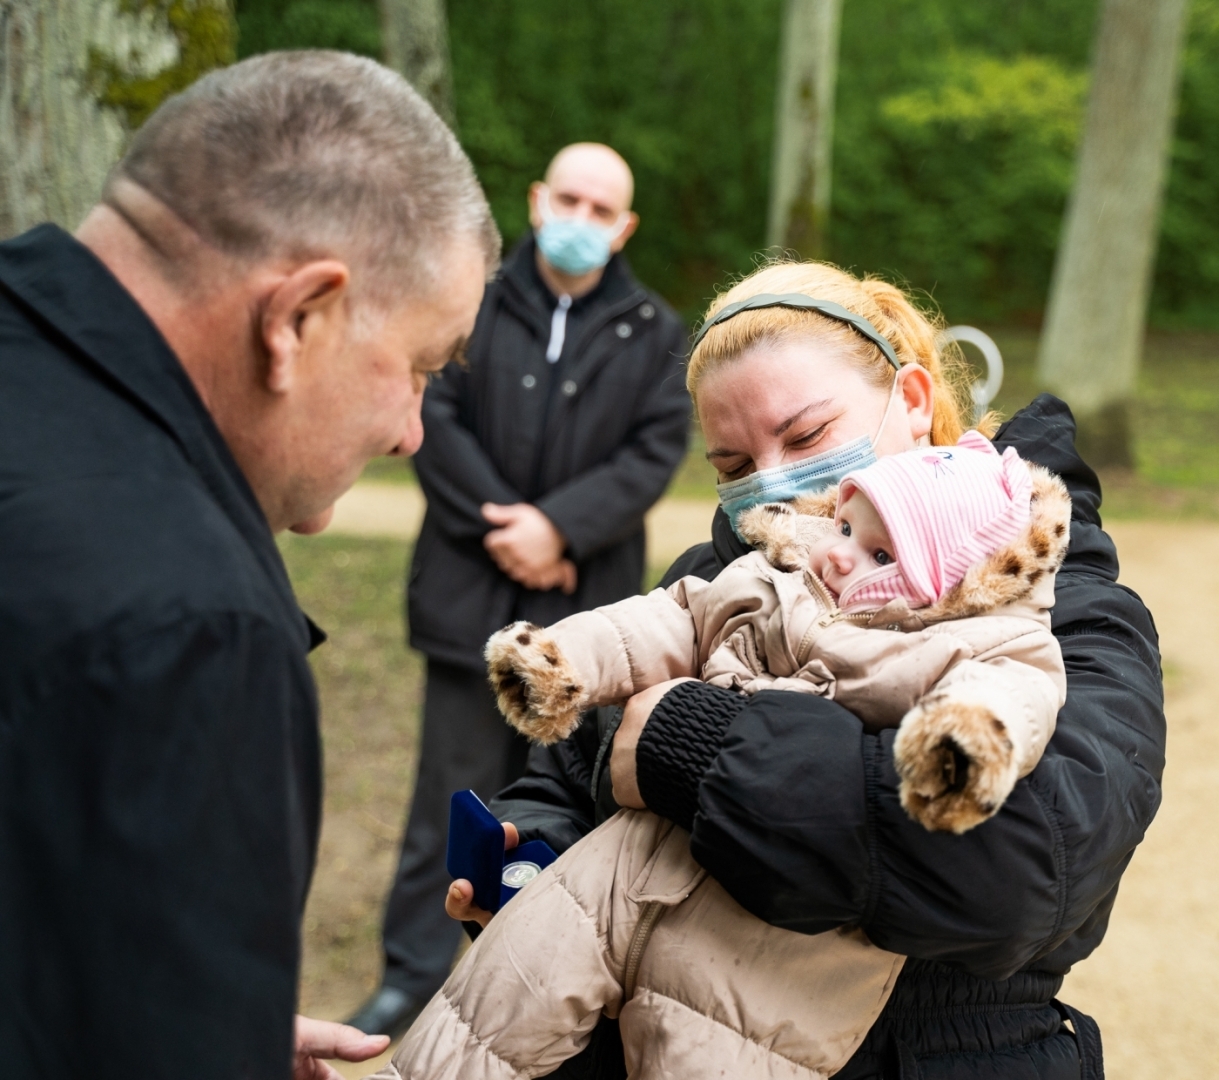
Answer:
[[810, 490, 897, 599]]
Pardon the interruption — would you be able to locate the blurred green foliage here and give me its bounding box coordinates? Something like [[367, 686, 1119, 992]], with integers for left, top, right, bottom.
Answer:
[[1153, 0, 1219, 326], [89, 0, 236, 130], [232, 0, 1219, 327], [236, 0, 381, 57]]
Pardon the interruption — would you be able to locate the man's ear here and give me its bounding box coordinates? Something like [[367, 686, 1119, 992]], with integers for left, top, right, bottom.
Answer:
[[610, 212, 639, 253], [898, 362, 935, 442], [260, 260, 351, 393], [527, 182, 546, 230]]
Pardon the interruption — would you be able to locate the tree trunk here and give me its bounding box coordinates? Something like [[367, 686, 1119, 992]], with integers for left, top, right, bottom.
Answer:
[[380, 0, 454, 126], [766, 0, 842, 257], [0, 0, 180, 239], [1035, 0, 1191, 467]]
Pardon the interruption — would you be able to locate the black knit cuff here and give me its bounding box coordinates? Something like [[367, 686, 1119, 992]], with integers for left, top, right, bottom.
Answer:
[[636, 680, 747, 832]]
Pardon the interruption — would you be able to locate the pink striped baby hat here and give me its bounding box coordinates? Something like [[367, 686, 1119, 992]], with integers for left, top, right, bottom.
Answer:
[[836, 430, 1033, 613]]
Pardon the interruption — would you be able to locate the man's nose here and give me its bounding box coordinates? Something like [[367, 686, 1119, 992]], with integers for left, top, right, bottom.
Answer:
[[392, 394, 426, 457]]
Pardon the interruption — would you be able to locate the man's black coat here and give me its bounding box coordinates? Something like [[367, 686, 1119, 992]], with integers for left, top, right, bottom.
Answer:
[[0, 227, 322, 1079], [493, 397, 1164, 1078], [408, 236, 690, 669]]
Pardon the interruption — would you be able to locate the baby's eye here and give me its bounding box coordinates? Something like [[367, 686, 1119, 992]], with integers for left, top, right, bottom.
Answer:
[[839, 521, 851, 537], [873, 550, 893, 566]]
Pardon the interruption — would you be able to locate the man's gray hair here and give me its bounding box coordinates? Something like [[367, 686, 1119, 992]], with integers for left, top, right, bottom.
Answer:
[[115, 50, 500, 302]]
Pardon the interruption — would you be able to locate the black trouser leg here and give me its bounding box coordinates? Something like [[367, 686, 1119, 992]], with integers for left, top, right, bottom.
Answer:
[[380, 658, 528, 996]]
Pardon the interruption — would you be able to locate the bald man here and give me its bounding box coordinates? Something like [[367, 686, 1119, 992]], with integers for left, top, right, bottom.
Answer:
[[349, 144, 690, 1037]]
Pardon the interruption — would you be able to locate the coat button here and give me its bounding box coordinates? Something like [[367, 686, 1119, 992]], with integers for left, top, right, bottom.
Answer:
[[561, 379, 578, 396], [522, 374, 537, 389], [615, 322, 632, 338], [640, 303, 655, 319]]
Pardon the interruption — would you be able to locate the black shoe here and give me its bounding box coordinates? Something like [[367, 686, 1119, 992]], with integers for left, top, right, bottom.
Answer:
[[344, 985, 428, 1039]]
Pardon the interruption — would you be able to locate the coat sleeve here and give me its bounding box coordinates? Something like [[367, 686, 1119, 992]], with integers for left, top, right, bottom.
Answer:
[[636, 518, 1165, 980], [22, 612, 317, 1079], [534, 319, 690, 561], [485, 591, 703, 745], [490, 708, 608, 854], [412, 361, 525, 543]]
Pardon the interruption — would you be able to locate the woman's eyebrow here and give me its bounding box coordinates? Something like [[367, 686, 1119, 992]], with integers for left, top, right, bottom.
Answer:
[[705, 399, 836, 461], [772, 399, 833, 437]]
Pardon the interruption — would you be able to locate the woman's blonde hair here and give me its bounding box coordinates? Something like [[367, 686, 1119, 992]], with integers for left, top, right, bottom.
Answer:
[[687, 261, 995, 445]]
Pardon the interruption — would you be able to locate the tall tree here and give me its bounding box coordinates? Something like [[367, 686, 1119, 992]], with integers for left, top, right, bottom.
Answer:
[[0, 0, 234, 240], [766, 0, 842, 256], [380, 0, 453, 125], [1036, 0, 1191, 466]]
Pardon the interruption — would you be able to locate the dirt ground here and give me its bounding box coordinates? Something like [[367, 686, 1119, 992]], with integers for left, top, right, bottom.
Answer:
[[305, 489, 1218, 1079]]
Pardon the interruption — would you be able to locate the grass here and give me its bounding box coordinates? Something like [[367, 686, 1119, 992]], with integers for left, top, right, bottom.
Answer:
[[987, 329, 1219, 514], [278, 532, 425, 1019], [359, 456, 418, 486]]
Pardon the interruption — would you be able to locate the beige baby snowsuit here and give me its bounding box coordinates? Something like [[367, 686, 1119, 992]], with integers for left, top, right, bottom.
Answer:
[[376, 465, 1071, 1079]]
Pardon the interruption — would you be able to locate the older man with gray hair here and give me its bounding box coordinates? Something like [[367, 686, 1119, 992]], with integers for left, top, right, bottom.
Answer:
[[0, 51, 496, 1079]]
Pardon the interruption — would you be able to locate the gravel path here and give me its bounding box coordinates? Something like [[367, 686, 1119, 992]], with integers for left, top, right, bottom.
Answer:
[[325, 486, 1217, 1079]]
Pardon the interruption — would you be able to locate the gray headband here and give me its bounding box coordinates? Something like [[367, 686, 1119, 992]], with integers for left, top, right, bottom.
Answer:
[[691, 292, 901, 372]]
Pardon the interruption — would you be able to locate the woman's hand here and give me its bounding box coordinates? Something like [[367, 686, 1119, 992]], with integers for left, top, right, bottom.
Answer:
[[443, 821, 520, 929], [293, 1015, 390, 1080], [611, 678, 697, 808]]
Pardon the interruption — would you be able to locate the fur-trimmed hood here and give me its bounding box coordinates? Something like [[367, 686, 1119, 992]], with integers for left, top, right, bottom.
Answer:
[[737, 460, 1072, 628]]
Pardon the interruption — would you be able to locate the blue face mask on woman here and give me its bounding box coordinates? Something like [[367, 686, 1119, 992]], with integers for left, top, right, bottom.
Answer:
[[535, 188, 628, 276], [716, 375, 902, 539]]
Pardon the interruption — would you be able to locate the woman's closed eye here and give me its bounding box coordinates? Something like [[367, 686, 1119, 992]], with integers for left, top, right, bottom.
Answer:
[[788, 422, 830, 452], [720, 458, 754, 481]]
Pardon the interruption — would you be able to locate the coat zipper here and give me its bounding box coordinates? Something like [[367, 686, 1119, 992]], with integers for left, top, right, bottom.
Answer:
[[623, 900, 666, 1001], [526, 287, 649, 498], [795, 571, 873, 661]]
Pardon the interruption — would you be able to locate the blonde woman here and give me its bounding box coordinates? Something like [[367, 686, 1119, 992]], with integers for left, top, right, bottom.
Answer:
[[439, 262, 1162, 1080]]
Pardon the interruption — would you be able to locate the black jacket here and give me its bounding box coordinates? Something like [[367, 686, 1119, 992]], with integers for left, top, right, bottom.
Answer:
[[0, 227, 323, 1079], [408, 236, 689, 669], [493, 396, 1163, 1079]]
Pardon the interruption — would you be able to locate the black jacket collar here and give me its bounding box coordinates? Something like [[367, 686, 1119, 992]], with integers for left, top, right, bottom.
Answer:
[[0, 224, 321, 649]]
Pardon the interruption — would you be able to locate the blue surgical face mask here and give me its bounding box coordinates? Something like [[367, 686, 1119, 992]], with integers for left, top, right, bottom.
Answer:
[[535, 188, 627, 276], [716, 375, 901, 539]]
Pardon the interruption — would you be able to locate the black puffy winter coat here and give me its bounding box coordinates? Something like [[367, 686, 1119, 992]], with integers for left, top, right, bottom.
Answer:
[[408, 236, 690, 669], [492, 396, 1164, 1079]]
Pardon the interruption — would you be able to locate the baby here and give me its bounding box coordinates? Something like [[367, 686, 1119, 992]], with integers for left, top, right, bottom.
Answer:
[[488, 429, 1069, 831], [379, 432, 1071, 1080]]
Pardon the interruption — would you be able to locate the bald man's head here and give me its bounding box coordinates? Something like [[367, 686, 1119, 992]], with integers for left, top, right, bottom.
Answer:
[[528, 143, 639, 286], [544, 143, 635, 213]]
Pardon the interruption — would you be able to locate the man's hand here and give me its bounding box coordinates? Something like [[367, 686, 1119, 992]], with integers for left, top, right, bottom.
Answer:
[[293, 1015, 390, 1080], [444, 822, 520, 929], [482, 503, 577, 593], [611, 678, 697, 809]]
